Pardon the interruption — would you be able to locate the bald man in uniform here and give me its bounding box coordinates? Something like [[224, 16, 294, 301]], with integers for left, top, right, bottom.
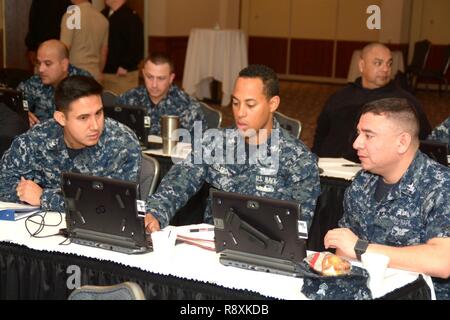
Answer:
[[17, 39, 91, 126]]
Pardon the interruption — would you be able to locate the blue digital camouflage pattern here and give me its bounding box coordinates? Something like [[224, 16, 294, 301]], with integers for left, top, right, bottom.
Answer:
[[340, 151, 450, 300], [428, 117, 450, 149], [300, 262, 372, 300], [117, 85, 207, 135], [146, 120, 321, 232], [0, 117, 141, 212], [17, 64, 92, 121]]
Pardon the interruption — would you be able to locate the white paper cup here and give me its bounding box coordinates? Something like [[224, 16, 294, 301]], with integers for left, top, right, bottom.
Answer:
[[361, 252, 390, 293], [151, 229, 177, 260]]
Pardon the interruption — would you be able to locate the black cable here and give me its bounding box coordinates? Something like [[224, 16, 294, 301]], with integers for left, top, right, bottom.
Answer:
[[24, 210, 64, 238]]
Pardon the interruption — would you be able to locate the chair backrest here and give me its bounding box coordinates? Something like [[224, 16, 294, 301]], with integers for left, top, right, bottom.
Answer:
[[0, 68, 33, 89], [199, 101, 222, 128], [139, 153, 160, 199], [102, 90, 118, 108], [274, 111, 302, 139], [68, 282, 145, 300], [440, 44, 450, 75], [409, 40, 431, 70]]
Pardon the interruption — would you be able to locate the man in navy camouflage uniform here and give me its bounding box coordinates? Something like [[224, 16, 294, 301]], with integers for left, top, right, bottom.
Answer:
[[428, 117, 450, 149], [117, 52, 207, 135], [144, 64, 320, 233], [325, 98, 450, 300], [0, 75, 140, 212], [17, 39, 91, 126]]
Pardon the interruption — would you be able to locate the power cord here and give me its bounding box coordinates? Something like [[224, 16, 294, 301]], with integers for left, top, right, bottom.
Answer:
[[25, 210, 64, 238]]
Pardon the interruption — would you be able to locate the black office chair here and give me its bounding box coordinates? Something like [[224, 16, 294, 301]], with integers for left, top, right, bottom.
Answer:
[[0, 68, 33, 89], [416, 44, 450, 96], [139, 153, 160, 200], [101, 90, 118, 108], [274, 111, 302, 139], [405, 40, 431, 90], [199, 101, 222, 128], [68, 282, 145, 300]]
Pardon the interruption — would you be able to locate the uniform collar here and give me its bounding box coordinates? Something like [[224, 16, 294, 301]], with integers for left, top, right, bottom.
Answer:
[[360, 150, 424, 200]]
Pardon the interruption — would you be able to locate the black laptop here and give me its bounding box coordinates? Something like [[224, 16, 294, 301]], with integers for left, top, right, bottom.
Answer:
[[0, 88, 29, 124], [420, 140, 449, 166], [104, 104, 151, 149], [61, 172, 151, 254], [211, 190, 307, 277]]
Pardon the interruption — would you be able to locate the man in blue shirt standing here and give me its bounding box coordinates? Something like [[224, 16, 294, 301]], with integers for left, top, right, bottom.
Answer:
[[325, 98, 450, 300]]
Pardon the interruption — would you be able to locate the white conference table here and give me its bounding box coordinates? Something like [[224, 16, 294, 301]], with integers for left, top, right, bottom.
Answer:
[[182, 28, 248, 106], [347, 50, 405, 83], [0, 204, 433, 300]]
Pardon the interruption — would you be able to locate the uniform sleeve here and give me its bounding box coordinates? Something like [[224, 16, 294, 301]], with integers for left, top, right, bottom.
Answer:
[[110, 138, 141, 183], [288, 150, 321, 230], [338, 186, 355, 229], [179, 100, 208, 133], [425, 177, 450, 240], [0, 135, 64, 212], [146, 152, 207, 228], [0, 137, 28, 203]]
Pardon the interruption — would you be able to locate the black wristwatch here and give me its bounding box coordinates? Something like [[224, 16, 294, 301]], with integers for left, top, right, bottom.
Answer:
[[354, 239, 369, 261]]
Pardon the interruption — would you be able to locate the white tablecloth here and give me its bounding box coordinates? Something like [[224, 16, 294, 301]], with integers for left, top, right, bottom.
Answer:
[[182, 28, 248, 106], [347, 50, 404, 83], [0, 204, 433, 300]]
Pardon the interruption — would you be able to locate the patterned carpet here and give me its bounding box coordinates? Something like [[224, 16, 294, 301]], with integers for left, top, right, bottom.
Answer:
[[209, 81, 450, 149]]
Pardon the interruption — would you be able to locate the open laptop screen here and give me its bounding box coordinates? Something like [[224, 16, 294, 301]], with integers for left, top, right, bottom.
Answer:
[[420, 140, 448, 166], [211, 190, 307, 265], [104, 104, 150, 149], [61, 172, 149, 254]]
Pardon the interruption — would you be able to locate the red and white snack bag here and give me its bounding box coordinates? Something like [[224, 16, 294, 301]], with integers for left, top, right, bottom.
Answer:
[[305, 252, 352, 276]]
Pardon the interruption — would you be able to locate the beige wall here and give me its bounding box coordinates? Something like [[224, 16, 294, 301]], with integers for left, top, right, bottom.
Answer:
[[336, 0, 380, 41], [149, 0, 240, 36], [420, 0, 450, 44], [291, 0, 338, 40], [245, 0, 290, 37]]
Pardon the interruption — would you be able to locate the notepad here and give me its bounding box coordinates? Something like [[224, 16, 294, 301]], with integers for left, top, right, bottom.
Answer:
[[0, 202, 40, 221]]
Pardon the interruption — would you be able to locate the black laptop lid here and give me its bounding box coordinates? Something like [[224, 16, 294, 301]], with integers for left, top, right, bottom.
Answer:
[[420, 140, 448, 166], [61, 172, 147, 248], [0, 88, 29, 123], [211, 190, 306, 264], [104, 104, 150, 148]]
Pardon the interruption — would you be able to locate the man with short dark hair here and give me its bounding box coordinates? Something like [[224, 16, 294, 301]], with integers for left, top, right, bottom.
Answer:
[[118, 52, 207, 134], [17, 39, 91, 126], [144, 64, 320, 233], [324, 98, 450, 300], [312, 43, 431, 162], [0, 75, 141, 212]]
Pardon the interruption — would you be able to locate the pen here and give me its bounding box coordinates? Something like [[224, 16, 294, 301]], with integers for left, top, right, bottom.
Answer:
[[341, 164, 361, 167], [189, 227, 215, 232]]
